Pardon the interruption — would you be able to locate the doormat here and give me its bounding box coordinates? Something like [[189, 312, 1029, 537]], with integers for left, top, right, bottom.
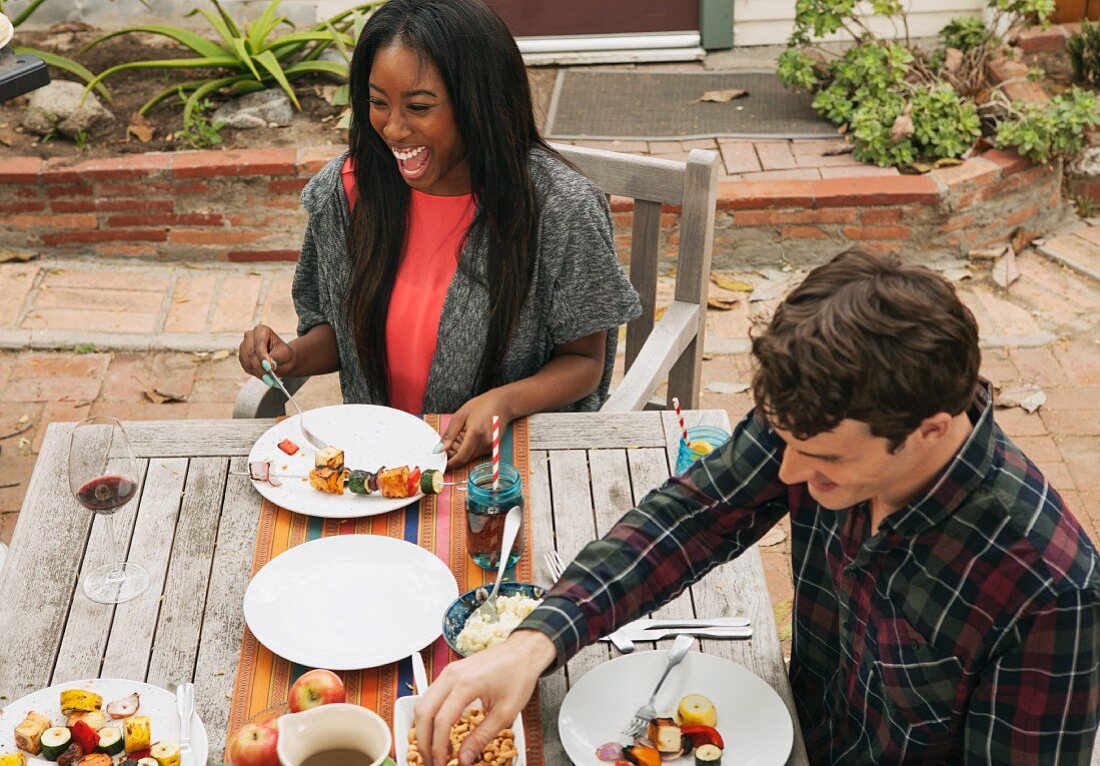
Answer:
[[544, 69, 837, 140]]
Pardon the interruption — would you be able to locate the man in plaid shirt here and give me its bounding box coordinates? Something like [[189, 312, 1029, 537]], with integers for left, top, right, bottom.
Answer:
[[416, 249, 1100, 765]]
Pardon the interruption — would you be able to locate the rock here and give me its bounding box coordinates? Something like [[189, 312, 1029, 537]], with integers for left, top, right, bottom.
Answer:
[[317, 47, 351, 82], [22, 80, 114, 138], [211, 89, 294, 130], [1071, 146, 1100, 176]]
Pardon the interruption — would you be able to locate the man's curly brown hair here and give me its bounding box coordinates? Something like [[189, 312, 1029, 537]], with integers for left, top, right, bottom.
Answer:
[[751, 248, 980, 451]]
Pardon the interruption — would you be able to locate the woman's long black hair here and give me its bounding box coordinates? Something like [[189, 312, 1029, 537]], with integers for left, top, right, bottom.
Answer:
[[345, 0, 555, 404]]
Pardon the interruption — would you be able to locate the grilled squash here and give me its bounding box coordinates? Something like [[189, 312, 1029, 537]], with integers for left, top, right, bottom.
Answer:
[[60, 688, 103, 715], [150, 741, 181, 766], [0, 753, 28, 766], [123, 715, 151, 754]]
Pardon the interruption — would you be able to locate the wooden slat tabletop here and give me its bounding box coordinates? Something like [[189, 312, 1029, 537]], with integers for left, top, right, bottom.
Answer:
[[0, 413, 809, 766]]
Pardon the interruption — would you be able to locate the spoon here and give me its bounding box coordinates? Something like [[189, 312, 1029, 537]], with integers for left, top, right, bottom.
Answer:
[[470, 506, 522, 625], [410, 650, 429, 695]]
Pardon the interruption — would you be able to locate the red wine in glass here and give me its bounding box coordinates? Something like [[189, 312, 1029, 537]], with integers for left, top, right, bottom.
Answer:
[[75, 475, 136, 514], [68, 416, 149, 604]]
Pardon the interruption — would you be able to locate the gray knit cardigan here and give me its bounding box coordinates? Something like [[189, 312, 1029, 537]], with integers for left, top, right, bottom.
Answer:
[[291, 148, 642, 413]]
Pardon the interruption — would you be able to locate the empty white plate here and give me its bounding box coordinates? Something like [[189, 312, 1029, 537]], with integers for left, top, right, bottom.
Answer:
[[247, 404, 447, 518], [559, 650, 793, 765], [243, 535, 459, 670]]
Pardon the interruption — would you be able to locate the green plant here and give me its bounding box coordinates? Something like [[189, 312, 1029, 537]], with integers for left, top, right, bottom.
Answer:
[[81, 0, 382, 122], [994, 89, 1100, 163], [174, 97, 227, 148], [941, 16, 992, 50], [0, 0, 110, 97], [73, 129, 88, 151], [778, 0, 1091, 167], [73, 342, 96, 354], [1068, 18, 1100, 86]]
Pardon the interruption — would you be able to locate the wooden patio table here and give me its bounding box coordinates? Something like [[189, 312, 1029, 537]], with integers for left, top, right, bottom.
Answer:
[[0, 411, 809, 765]]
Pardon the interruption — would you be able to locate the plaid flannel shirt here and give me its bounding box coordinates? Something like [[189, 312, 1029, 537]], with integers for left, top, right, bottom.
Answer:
[[521, 384, 1100, 764]]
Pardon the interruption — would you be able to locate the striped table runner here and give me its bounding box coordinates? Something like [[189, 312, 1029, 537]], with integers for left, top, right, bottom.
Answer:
[[226, 415, 543, 765]]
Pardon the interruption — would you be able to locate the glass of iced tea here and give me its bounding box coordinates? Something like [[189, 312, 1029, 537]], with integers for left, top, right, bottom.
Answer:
[[675, 425, 730, 474], [465, 463, 524, 570]]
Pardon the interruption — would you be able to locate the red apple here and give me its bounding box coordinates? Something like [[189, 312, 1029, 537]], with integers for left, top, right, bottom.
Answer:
[[287, 668, 346, 713], [229, 722, 279, 766]]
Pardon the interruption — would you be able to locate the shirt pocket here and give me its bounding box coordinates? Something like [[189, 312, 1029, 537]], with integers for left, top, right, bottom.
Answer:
[[873, 638, 962, 744]]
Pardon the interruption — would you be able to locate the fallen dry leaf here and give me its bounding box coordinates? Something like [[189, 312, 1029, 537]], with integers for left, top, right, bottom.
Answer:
[[933, 157, 963, 168], [995, 384, 1046, 413], [890, 111, 914, 143], [992, 249, 1020, 289], [822, 143, 854, 156], [943, 47, 964, 73], [690, 88, 748, 104], [968, 245, 1009, 261], [211, 349, 232, 361], [710, 272, 754, 292], [143, 388, 189, 404], [127, 112, 155, 143], [707, 295, 739, 311], [0, 248, 38, 263], [1010, 227, 1036, 254]]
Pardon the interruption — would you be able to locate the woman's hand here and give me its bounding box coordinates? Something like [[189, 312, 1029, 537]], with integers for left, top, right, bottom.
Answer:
[[438, 390, 511, 469], [239, 324, 296, 380]]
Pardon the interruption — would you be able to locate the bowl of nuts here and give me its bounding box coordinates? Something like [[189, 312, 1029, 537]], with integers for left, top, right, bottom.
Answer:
[[393, 695, 526, 766]]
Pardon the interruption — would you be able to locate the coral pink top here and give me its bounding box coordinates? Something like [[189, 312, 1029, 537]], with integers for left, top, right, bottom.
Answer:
[[342, 158, 474, 413]]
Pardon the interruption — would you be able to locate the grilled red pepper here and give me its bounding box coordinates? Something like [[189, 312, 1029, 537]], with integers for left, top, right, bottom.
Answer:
[[277, 438, 299, 455], [407, 466, 422, 496], [681, 724, 724, 749], [70, 720, 100, 754]]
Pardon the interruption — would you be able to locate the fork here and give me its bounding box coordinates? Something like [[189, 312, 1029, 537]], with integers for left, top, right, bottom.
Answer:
[[175, 681, 195, 766], [543, 551, 636, 654], [261, 359, 326, 450], [623, 633, 695, 738]]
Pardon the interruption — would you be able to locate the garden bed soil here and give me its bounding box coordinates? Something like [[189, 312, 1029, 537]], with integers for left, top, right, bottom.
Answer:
[[0, 24, 558, 161], [0, 25, 346, 160]]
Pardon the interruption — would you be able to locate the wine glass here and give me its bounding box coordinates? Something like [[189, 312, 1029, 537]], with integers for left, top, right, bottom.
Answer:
[[68, 416, 149, 604]]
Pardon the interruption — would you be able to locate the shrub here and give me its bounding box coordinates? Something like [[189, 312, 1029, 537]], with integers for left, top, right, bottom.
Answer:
[[1068, 18, 1100, 86], [81, 0, 379, 122], [779, 0, 1092, 167]]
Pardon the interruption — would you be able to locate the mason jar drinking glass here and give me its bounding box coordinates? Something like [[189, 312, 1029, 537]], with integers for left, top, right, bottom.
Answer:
[[465, 463, 525, 570], [675, 425, 730, 474]]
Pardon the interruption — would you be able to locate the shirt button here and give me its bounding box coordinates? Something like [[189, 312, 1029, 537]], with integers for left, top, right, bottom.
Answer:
[[845, 570, 860, 580]]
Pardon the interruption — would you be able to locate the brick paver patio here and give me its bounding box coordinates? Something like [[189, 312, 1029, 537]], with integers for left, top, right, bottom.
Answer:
[[2, 227, 1098, 653]]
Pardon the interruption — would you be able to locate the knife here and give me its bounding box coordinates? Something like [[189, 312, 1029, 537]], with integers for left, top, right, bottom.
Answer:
[[175, 682, 195, 766], [619, 626, 753, 641], [599, 616, 750, 643]]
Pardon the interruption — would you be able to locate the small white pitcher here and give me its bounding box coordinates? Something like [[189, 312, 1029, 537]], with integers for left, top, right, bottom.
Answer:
[[276, 703, 392, 766]]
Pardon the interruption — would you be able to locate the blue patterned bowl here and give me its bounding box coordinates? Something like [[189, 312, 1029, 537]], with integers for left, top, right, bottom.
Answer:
[[442, 581, 546, 657]]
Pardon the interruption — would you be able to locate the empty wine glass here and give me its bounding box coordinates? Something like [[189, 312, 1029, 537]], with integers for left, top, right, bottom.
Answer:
[[68, 416, 149, 604]]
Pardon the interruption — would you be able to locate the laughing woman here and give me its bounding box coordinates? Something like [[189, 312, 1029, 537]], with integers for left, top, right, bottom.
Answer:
[[239, 0, 640, 468]]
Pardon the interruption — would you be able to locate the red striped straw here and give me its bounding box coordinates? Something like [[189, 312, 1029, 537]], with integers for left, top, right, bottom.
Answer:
[[491, 415, 500, 491], [672, 397, 688, 444]]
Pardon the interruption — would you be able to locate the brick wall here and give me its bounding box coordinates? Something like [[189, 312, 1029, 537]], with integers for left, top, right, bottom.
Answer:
[[614, 149, 1066, 270], [0, 144, 1064, 269]]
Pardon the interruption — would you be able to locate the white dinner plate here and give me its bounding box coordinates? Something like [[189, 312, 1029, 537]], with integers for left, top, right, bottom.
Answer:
[[394, 696, 526, 766], [559, 650, 793, 766], [0, 678, 209, 764], [247, 404, 447, 519], [243, 535, 459, 670]]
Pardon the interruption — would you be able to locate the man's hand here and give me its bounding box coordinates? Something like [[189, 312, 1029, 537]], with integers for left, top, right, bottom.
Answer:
[[413, 630, 557, 766]]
